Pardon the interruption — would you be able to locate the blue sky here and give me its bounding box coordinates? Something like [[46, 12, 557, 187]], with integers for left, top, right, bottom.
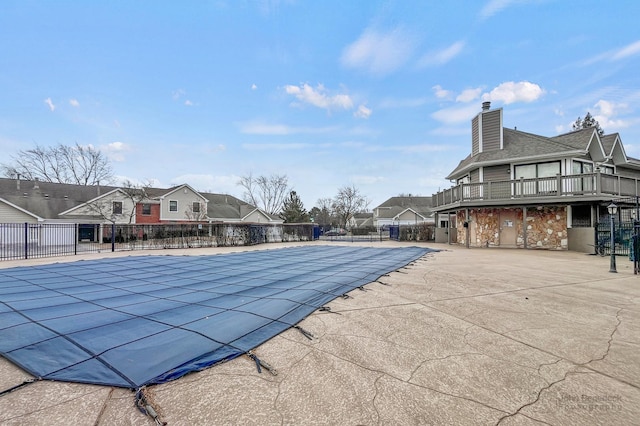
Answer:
[[1, 1, 640, 210]]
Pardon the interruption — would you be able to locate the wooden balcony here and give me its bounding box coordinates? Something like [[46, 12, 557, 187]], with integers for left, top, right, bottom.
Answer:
[[432, 172, 640, 210]]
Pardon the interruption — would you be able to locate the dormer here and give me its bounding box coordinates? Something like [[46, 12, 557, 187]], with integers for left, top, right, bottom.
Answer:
[[471, 102, 503, 155]]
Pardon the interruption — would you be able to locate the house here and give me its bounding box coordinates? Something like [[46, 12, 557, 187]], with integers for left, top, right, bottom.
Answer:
[[348, 212, 375, 229], [431, 102, 640, 251], [373, 196, 434, 230], [0, 177, 281, 243]]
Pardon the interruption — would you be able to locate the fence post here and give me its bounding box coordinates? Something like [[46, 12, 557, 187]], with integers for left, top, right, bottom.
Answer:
[[24, 222, 28, 260], [111, 223, 115, 252], [74, 224, 78, 255]]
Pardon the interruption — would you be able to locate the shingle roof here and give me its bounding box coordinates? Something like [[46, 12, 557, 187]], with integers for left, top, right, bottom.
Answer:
[[0, 178, 264, 222], [0, 179, 119, 220], [375, 196, 433, 219], [447, 128, 592, 179]]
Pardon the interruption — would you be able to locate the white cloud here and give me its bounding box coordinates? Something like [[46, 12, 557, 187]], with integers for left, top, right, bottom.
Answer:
[[184, 100, 193, 106], [341, 27, 416, 76], [351, 175, 385, 185], [431, 103, 483, 124], [102, 141, 131, 162], [203, 144, 226, 153], [417, 41, 465, 67], [484, 81, 545, 104], [284, 83, 354, 111], [44, 97, 55, 111], [354, 105, 372, 119], [69, 99, 80, 107], [432, 85, 452, 100], [479, 0, 515, 19], [237, 120, 339, 135], [593, 99, 631, 130], [582, 39, 640, 66], [456, 87, 483, 103], [610, 40, 640, 61], [242, 142, 314, 151], [172, 89, 185, 100], [251, 83, 258, 90]]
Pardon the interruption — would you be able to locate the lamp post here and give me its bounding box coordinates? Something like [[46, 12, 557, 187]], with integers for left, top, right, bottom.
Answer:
[[608, 202, 617, 273]]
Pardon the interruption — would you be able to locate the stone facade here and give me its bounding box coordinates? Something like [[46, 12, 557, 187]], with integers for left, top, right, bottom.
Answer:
[[523, 206, 567, 250], [456, 206, 568, 250]]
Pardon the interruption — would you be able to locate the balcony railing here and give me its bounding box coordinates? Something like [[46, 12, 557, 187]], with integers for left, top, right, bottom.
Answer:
[[432, 172, 640, 208]]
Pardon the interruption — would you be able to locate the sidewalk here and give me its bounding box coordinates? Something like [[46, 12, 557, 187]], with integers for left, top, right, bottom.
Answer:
[[1, 242, 639, 425]]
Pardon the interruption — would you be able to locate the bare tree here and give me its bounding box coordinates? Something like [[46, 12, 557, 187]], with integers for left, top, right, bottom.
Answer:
[[84, 180, 151, 224], [1, 143, 114, 185], [238, 172, 290, 214], [332, 185, 369, 229], [185, 200, 208, 221], [311, 197, 335, 227]]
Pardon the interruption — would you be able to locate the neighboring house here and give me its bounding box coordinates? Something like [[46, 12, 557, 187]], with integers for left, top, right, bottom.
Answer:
[[0, 178, 280, 242], [348, 212, 374, 229], [431, 102, 640, 251], [373, 196, 434, 230], [148, 184, 209, 223], [202, 193, 282, 224]]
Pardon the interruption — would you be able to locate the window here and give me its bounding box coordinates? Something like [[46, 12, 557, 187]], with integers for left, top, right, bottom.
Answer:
[[112, 201, 123, 215], [169, 200, 178, 212], [573, 161, 593, 175], [192, 202, 200, 213], [572, 161, 595, 192], [514, 161, 560, 195], [141, 204, 151, 215], [571, 205, 592, 227]]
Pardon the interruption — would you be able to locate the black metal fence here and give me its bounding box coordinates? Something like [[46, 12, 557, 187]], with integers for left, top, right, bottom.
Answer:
[[0, 222, 316, 261], [595, 220, 639, 258]]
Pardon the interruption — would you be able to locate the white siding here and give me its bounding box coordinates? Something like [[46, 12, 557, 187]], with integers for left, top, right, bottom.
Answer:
[[160, 188, 206, 221], [63, 192, 137, 223], [0, 202, 38, 223]]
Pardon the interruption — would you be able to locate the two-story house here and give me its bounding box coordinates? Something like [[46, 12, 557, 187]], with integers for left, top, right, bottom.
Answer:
[[0, 178, 282, 244], [373, 196, 434, 230], [432, 102, 640, 251]]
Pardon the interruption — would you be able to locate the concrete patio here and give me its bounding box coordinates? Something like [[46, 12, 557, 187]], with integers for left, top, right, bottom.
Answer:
[[1, 242, 639, 425]]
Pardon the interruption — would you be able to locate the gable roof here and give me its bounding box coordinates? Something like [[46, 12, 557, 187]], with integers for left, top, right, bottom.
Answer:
[[0, 178, 270, 223], [447, 127, 601, 180], [0, 178, 119, 221], [375, 196, 433, 219]]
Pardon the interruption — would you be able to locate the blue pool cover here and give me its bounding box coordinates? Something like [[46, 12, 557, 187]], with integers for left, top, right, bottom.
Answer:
[[0, 245, 432, 389]]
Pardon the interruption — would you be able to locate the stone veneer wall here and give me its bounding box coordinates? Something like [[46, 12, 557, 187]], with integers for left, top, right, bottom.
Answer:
[[523, 206, 567, 250], [455, 206, 568, 250]]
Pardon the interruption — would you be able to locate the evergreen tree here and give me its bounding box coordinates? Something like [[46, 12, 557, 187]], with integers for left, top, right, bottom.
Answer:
[[572, 112, 604, 136], [279, 191, 310, 223]]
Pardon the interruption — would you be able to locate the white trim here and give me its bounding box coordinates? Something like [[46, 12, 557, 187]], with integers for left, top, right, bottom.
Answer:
[[0, 197, 42, 221], [59, 188, 124, 216]]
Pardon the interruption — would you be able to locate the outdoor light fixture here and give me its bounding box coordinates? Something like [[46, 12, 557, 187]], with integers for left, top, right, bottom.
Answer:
[[608, 202, 618, 273]]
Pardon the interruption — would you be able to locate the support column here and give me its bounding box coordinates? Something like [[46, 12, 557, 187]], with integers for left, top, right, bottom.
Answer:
[[465, 208, 470, 249], [522, 206, 528, 249]]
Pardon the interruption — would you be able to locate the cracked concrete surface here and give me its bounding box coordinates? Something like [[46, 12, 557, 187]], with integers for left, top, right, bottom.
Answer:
[[1, 242, 639, 425]]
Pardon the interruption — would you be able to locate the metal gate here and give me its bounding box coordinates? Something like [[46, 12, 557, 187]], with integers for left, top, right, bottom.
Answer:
[[595, 221, 637, 257]]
